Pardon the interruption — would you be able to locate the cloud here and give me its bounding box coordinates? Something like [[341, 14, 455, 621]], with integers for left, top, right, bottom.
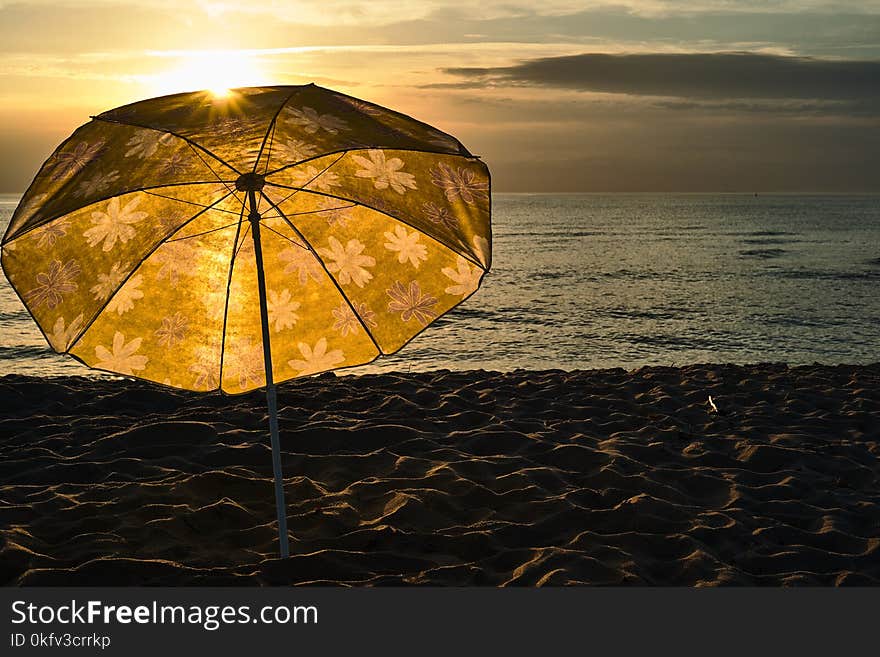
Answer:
[[4, 3, 880, 57], [445, 52, 880, 103]]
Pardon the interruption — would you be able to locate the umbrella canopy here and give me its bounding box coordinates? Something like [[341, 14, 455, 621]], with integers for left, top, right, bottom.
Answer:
[[0, 84, 491, 557], [2, 84, 490, 391]]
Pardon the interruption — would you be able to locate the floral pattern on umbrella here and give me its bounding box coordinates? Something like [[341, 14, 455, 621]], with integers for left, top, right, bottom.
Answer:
[[2, 84, 490, 393]]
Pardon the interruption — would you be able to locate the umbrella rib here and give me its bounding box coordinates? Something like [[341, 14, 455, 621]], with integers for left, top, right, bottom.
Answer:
[[261, 123, 277, 177], [263, 146, 480, 178], [259, 202, 357, 222], [264, 183, 485, 269], [259, 190, 385, 356], [184, 143, 246, 208], [4, 180, 237, 246], [267, 152, 348, 208], [259, 222, 309, 250], [322, 83, 470, 157], [252, 88, 301, 176], [65, 189, 236, 353], [166, 219, 244, 242], [90, 115, 243, 176], [233, 222, 252, 260], [217, 197, 248, 391], [2, 122, 103, 245], [142, 190, 243, 215]]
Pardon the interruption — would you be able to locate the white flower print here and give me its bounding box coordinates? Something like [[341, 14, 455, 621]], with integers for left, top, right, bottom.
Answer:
[[189, 344, 220, 390], [287, 338, 345, 376], [276, 138, 317, 163], [332, 301, 377, 337], [267, 288, 301, 332], [125, 130, 173, 159], [430, 162, 489, 205], [442, 256, 482, 297], [344, 98, 385, 116], [316, 197, 355, 227], [226, 337, 263, 390], [212, 117, 251, 138], [202, 273, 229, 322], [190, 362, 218, 391], [154, 212, 184, 235], [317, 237, 375, 288], [48, 313, 84, 351], [84, 197, 148, 251], [384, 225, 427, 268], [107, 274, 144, 315], [94, 331, 148, 375], [284, 106, 349, 134], [31, 219, 70, 249], [26, 259, 80, 309], [352, 150, 417, 194], [279, 246, 323, 285], [288, 165, 340, 192], [154, 240, 197, 285], [74, 170, 120, 198], [154, 311, 188, 347], [90, 262, 129, 301]]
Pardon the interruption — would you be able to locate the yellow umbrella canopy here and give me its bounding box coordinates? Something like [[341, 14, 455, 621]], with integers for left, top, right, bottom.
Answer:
[[1, 84, 491, 393], [1, 84, 491, 558]]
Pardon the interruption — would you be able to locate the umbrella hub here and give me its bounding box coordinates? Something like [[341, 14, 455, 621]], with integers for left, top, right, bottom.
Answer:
[[235, 172, 266, 192]]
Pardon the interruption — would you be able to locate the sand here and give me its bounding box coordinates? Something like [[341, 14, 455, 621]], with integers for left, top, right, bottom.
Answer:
[[1, 363, 878, 586]]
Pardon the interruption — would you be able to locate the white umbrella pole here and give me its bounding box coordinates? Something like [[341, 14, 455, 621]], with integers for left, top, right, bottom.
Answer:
[[247, 187, 290, 559]]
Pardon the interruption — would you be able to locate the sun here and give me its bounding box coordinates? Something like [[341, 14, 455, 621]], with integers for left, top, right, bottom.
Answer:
[[149, 50, 269, 97]]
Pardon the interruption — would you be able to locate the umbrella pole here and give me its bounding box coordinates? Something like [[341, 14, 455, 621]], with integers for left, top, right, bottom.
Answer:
[[247, 187, 290, 559]]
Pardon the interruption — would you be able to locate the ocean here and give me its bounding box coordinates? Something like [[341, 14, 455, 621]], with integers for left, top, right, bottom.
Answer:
[[2, 192, 879, 379]]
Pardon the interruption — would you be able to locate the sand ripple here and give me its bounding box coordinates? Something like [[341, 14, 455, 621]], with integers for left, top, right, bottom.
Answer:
[[1, 364, 878, 585]]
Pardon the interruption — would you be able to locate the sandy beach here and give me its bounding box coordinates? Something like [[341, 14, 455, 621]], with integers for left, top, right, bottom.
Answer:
[[1, 363, 878, 586]]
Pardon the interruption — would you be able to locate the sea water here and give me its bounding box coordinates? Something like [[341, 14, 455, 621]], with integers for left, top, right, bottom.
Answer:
[[2, 192, 878, 378]]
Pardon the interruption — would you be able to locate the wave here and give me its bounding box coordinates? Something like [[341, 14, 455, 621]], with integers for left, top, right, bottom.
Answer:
[[0, 344, 53, 358], [740, 238, 800, 245], [739, 248, 788, 258]]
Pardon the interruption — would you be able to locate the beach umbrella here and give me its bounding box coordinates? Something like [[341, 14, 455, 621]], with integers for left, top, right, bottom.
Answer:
[[0, 85, 491, 558]]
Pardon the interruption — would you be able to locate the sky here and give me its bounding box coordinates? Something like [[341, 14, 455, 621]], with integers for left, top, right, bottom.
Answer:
[[1, 1, 879, 192]]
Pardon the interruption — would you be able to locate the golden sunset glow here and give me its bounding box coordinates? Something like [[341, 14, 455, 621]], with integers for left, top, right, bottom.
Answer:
[[0, 0, 879, 596], [0, 3, 878, 193], [146, 50, 269, 98]]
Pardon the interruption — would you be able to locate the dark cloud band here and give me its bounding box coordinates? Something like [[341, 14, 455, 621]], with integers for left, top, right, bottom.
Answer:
[[445, 52, 880, 101]]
